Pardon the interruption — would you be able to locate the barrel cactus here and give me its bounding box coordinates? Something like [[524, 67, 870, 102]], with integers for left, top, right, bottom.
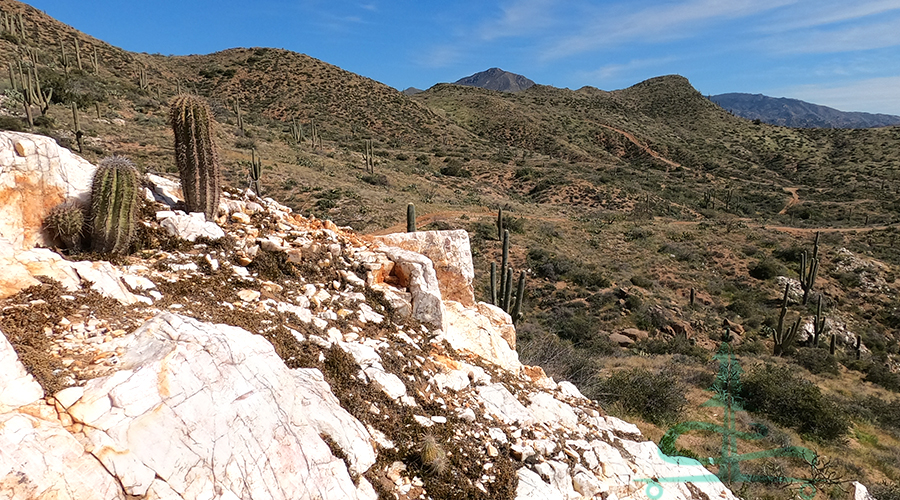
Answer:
[[44, 203, 85, 251], [90, 156, 139, 254], [171, 94, 220, 220]]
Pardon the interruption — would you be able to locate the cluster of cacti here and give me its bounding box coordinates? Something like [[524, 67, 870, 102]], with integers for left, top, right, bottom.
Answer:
[[309, 120, 320, 149], [0, 10, 27, 41], [138, 66, 148, 90], [800, 232, 820, 305], [249, 149, 262, 196], [290, 117, 302, 143], [90, 156, 140, 254], [489, 228, 526, 325], [406, 203, 416, 232], [171, 94, 220, 220], [364, 139, 374, 174], [44, 203, 84, 251], [773, 283, 801, 356], [13, 50, 53, 126]]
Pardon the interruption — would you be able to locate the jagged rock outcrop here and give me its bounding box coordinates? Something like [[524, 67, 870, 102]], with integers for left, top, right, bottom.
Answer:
[[0, 134, 739, 500]]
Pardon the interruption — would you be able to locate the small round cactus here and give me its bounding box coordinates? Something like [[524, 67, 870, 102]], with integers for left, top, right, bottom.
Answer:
[[44, 203, 84, 251]]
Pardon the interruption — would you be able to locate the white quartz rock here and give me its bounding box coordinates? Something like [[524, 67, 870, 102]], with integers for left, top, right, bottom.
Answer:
[[71, 312, 375, 499]]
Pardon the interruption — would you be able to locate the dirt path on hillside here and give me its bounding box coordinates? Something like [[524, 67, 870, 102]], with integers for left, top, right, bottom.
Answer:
[[598, 124, 682, 170], [372, 210, 892, 238], [371, 210, 571, 235], [778, 187, 800, 215]]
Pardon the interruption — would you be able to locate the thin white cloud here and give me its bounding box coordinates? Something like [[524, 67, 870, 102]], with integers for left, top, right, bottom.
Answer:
[[762, 0, 900, 31], [775, 75, 900, 115], [538, 0, 793, 60], [478, 0, 561, 40], [763, 14, 900, 53], [577, 57, 678, 82], [415, 45, 463, 69]]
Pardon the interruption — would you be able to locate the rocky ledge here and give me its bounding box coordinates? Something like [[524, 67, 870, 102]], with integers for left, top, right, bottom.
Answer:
[[0, 132, 738, 499]]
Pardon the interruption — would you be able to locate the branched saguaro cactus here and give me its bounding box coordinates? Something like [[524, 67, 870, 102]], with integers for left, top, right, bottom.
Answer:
[[90, 156, 139, 254], [812, 295, 826, 348], [800, 232, 820, 305], [171, 94, 220, 220], [773, 283, 801, 356]]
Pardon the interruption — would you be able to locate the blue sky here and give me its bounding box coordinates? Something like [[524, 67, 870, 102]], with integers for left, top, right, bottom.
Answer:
[[25, 0, 900, 115]]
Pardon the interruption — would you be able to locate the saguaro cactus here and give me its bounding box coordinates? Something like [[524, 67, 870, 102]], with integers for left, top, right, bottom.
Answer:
[[171, 94, 220, 220], [773, 283, 801, 356], [406, 203, 416, 232], [90, 156, 139, 254], [249, 148, 262, 196], [800, 232, 820, 305]]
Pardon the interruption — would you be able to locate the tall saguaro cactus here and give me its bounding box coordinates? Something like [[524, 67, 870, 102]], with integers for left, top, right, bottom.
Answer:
[[171, 94, 220, 220], [90, 156, 139, 254]]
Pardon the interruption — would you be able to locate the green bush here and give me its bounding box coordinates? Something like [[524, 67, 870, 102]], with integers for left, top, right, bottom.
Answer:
[[595, 367, 687, 425], [870, 482, 900, 500], [632, 336, 708, 360], [749, 258, 786, 280], [0, 115, 26, 131], [738, 364, 849, 441], [793, 348, 840, 376]]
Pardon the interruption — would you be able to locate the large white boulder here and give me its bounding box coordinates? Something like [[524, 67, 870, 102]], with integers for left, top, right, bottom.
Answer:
[[0, 131, 96, 250], [66, 312, 375, 499]]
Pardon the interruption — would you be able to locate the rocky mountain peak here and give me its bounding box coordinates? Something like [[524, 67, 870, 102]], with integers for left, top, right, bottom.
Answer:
[[454, 68, 536, 93]]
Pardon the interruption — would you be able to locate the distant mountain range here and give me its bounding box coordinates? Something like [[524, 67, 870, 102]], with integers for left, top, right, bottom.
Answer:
[[454, 68, 535, 93], [710, 93, 900, 129]]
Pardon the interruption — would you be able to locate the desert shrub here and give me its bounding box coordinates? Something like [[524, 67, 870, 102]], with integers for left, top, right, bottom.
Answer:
[[863, 359, 900, 393], [792, 347, 840, 376], [625, 226, 652, 241], [849, 395, 900, 431], [739, 364, 849, 441], [516, 327, 609, 396], [774, 245, 805, 263], [735, 339, 767, 355], [529, 247, 608, 289], [749, 258, 786, 280], [629, 275, 654, 289], [439, 159, 471, 177], [415, 154, 430, 165], [870, 482, 900, 500], [0, 115, 26, 131], [501, 214, 526, 234], [632, 336, 708, 360], [395, 153, 409, 161], [595, 367, 687, 425], [361, 173, 389, 186]]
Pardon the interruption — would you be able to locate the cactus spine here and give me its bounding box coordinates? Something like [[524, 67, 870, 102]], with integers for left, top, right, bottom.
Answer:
[[406, 203, 416, 232], [90, 157, 139, 254], [171, 94, 220, 220]]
